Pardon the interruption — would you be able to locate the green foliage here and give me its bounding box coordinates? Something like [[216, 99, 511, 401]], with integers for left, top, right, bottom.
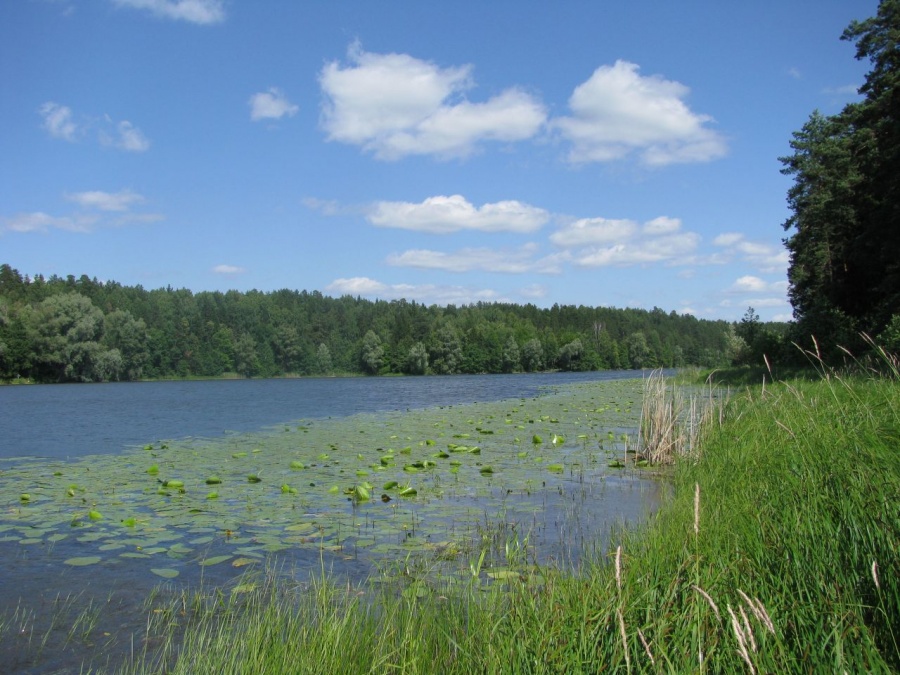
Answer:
[[404, 341, 428, 375], [360, 329, 384, 375], [781, 0, 900, 354], [0, 264, 742, 382]]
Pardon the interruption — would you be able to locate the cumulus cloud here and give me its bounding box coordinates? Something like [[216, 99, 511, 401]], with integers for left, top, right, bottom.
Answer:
[[368, 195, 549, 234], [319, 44, 546, 159], [553, 60, 727, 166], [550, 215, 701, 267], [249, 87, 299, 121], [386, 244, 565, 274], [110, 0, 225, 24], [549, 217, 637, 247], [38, 102, 79, 141], [326, 276, 503, 305], [212, 264, 246, 275]]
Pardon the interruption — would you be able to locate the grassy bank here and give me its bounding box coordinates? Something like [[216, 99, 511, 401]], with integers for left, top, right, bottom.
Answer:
[[120, 370, 899, 673]]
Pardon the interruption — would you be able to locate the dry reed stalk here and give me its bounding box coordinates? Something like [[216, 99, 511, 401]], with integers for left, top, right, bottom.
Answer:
[[691, 585, 720, 621], [739, 605, 757, 653], [752, 598, 775, 636], [639, 369, 722, 464], [872, 560, 880, 590], [617, 608, 630, 672], [637, 628, 654, 667], [727, 604, 756, 674], [615, 545, 622, 592], [736, 589, 775, 636]]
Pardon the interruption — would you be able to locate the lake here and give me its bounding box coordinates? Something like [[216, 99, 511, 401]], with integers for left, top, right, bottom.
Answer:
[[0, 371, 663, 673]]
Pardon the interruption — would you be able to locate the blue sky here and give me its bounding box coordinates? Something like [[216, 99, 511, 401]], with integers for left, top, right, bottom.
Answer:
[[0, 0, 877, 322]]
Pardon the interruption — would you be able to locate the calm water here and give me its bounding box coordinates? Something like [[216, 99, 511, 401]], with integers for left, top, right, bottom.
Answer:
[[0, 371, 647, 461], [0, 371, 659, 673]]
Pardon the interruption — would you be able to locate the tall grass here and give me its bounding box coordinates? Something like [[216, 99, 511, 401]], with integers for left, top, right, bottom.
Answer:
[[117, 369, 900, 674]]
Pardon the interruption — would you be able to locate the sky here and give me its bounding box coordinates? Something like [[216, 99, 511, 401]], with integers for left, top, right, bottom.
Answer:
[[0, 0, 879, 322]]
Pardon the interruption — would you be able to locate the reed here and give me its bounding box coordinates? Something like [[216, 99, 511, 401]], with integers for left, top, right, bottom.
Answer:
[[638, 368, 721, 464]]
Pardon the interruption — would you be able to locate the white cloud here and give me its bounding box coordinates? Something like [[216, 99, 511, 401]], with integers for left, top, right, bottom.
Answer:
[[574, 232, 701, 267], [1, 212, 91, 234], [327, 277, 503, 305], [714, 233, 789, 273], [3, 188, 161, 235], [249, 87, 299, 121], [387, 244, 564, 274], [40, 103, 151, 151], [115, 120, 150, 151], [553, 60, 727, 166], [110, 0, 225, 24], [643, 216, 681, 235], [549, 217, 637, 247], [212, 264, 246, 275], [38, 102, 79, 141], [319, 44, 545, 159], [713, 232, 744, 247], [519, 284, 548, 300], [550, 215, 700, 267], [368, 195, 549, 234], [727, 275, 789, 295], [65, 189, 145, 212]]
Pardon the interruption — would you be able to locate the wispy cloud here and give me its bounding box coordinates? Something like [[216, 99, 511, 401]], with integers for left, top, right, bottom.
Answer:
[[2, 189, 162, 235], [112, 120, 150, 151], [212, 264, 246, 275], [326, 276, 506, 305], [1, 212, 94, 234], [38, 102, 79, 141], [822, 84, 860, 97], [726, 275, 788, 294], [249, 87, 299, 121], [110, 0, 225, 24], [319, 43, 546, 160], [387, 244, 565, 274], [39, 102, 150, 152], [368, 195, 549, 234], [714, 232, 788, 273], [553, 60, 727, 166], [65, 189, 145, 212], [551, 215, 702, 267]]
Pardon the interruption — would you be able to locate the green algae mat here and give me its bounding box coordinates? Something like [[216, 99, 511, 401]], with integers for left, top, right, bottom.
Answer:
[[1, 378, 654, 580]]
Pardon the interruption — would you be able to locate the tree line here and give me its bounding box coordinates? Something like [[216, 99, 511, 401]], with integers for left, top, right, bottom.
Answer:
[[0, 264, 744, 383]]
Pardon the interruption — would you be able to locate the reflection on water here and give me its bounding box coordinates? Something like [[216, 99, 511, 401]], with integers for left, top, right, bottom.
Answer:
[[0, 372, 664, 673]]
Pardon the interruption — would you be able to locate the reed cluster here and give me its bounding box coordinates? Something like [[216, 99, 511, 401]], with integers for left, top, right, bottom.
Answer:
[[638, 368, 722, 464], [116, 368, 899, 674]]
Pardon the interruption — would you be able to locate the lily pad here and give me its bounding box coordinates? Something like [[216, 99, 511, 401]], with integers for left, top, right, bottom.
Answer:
[[64, 556, 102, 567], [150, 568, 180, 579], [200, 554, 233, 567]]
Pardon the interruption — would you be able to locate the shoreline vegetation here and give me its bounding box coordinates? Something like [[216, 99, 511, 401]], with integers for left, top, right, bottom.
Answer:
[[101, 359, 897, 673]]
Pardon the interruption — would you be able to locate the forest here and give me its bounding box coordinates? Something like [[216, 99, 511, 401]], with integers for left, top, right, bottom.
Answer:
[[0, 263, 753, 383]]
